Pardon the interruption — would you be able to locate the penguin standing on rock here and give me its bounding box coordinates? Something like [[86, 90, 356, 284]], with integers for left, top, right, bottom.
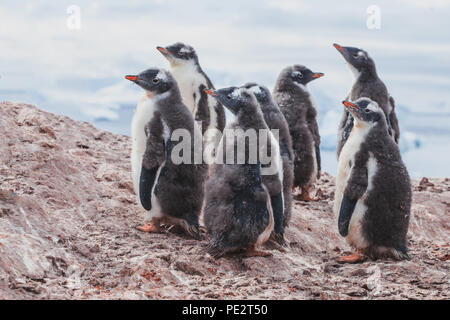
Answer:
[[157, 43, 226, 162], [333, 43, 400, 157], [125, 68, 207, 239], [334, 98, 411, 263], [273, 65, 324, 201], [203, 87, 282, 258], [242, 83, 294, 244]]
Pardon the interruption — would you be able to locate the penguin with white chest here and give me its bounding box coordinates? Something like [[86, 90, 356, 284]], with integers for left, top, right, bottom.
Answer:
[[242, 83, 294, 244], [334, 98, 411, 263], [333, 43, 400, 157], [273, 65, 324, 201], [203, 87, 282, 258], [157, 43, 226, 163], [125, 68, 207, 239]]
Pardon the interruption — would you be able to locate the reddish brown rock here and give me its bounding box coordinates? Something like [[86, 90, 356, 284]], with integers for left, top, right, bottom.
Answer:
[[0, 102, 449, 300]]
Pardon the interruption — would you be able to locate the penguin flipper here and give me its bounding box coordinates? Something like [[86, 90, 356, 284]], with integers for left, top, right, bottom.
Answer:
[[270, 192, 284, 235], [388, 96, 400, 143], [139, 166, 159, 210], [339, 151, 369, 236], [342, 113, 354, 146], [338, 195, 357, 237], [306, 107, 321, 175], [337, 111, 354, 157], [194, 84, 210, 133], [280, 142, 292, 161], [315, 143, 321, 178], [140, 112, 167, 211]]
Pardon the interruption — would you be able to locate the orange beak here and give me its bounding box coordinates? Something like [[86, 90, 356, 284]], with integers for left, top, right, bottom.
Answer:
[[333, 43, 345, 52], [204, 89, 217, 96], [312, 72, 324, 79], [125, 75, 138, 81], [342, 100, 358, 110], [157, 46, 169, 54]]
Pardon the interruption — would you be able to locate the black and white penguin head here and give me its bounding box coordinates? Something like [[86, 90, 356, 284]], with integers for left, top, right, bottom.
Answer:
[[342, 97, 385, 127], [241, 82, 271, 103], [333, 43, 376, 76], [277, 65, 324, 88], [157, 42, 198, 66], [125, 68, 175, 96], [205, 86, 257, 116]]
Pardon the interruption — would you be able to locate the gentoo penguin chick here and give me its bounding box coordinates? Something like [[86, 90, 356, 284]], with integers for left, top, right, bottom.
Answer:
[[242, 83, 294, 244], [273, 65, 324, 201], [203, 87, 281, 258], [157, 42, 226, 163], [333, 43, 400, 157], [334, 98, 411, 263], [125, 68, 207, 240]]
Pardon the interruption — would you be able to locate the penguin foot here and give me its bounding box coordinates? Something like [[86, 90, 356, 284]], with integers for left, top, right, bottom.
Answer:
[[269, 232, 286, 247], [136, 223, 161, 233], [206, 245, 226, 259], [180, 220, 202, 240], [296, 189, 318, 202], [136, 218, 161, 233], [244, 249, 273, 258], [337, 253, 366, 264], [265, 239, 287, 252]]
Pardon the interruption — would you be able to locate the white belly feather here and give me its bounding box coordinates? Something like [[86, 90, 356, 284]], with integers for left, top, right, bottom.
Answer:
[[256, 185, 275, 246], [334, 126, 369, 226], [346, 154, 377, 249], [170, 63, 199, 115], [309, 96, 319, 185], [131, 94, 169, 220], [260, 130, 283, 243], [270, 129, 284, 212], [334, 124, 378, 249], [170, 62, 221, 161], [309, 139, 318, 186]]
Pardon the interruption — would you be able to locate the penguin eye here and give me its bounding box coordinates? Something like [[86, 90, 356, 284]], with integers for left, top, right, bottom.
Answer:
[[178, 51, 184, 56], [353, 54, 359, 58], [152, 78, 159, 83], [364, 108, 370, 113], [297, 73, 303, 78], [226, 95, 232, 100]]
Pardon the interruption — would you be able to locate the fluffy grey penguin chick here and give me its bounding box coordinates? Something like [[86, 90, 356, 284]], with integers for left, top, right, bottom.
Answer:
[[157, 43, 226, 163], [203, 87, 281, 258], [334, 97, 411, 263], [242, 82, 294, 245], [333, 43, 400, 157], [273, 65, 324, 201], [126, 68, 208, 240]]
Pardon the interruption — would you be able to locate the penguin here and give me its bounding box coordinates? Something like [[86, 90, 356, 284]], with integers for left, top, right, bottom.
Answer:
[[333, 43, 400, 157], [241, 83, 294, 244], [273, 65, 324, 201], [203, 87, 282, 258], [125, 68, 207, 239], [334, 97, 411, 262], [157, 42, 226, 163]]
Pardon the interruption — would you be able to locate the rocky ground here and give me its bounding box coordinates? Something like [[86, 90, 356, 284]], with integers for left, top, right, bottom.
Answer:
[[0, 101, 448, 300]]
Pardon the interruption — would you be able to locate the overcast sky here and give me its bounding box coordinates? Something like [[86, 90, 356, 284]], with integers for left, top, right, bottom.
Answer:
[[1, 1, 449, 176]]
